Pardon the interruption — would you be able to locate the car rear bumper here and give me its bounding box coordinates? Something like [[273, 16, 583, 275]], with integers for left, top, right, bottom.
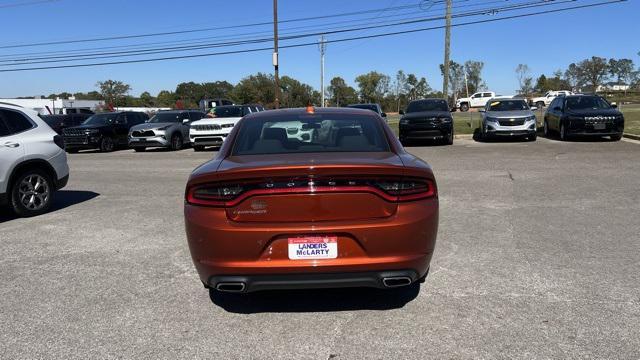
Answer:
[[185, 199, 438, 291], [209, 269, 421, 293]]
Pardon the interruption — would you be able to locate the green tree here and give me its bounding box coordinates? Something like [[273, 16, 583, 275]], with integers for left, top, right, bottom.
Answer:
[[280, 76, 319, 107], [156, 90, 177, 107], [139, 91, 154, 106], [327, 76, 357, 106], [464, 60, 485, 93], [232, 73, 275, 106], [97, 80, 131, 107], [354, 71, 390, 103], [515, 64, 533, 96], [572, 56, 609, 92], [439, 61, 465, 101]]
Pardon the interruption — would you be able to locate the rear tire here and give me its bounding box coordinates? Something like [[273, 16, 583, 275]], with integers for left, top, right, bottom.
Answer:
[[170, 134, 183, 151], [134, 147, 146, 152], [460, 103, 469, 112], [443, 131, 454, 145], [66, 148, 79, 153], [610, 134, 622, 141], [528, 133, 537, 141], [543, 120, 549, 137], [193, 145, 205, 152], [10, 169, 53, 217], [560, 123, 569, 141], [536, 101, 545, 109], [99, 137, 115, 152]]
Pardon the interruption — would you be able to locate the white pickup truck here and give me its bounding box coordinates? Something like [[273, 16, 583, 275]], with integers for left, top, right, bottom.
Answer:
[[529, 90, 573, 109], [456, 91, 496, 112]]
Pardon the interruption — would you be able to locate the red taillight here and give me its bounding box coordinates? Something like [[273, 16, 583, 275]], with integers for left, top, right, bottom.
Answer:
[[186, 177, 436, 207]]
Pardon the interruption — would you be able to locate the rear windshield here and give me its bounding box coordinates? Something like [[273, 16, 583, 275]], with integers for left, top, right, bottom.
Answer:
[[487, 100, 529, 111], [407, 100, 449, 113], [565, 96, 611, 110], [232, 113, 389, 155]]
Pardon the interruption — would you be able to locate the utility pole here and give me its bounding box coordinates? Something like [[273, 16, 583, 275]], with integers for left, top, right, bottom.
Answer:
[[273, 0, 281, 109], [318, 35, 327, 107], [442, 0, 452, 103]]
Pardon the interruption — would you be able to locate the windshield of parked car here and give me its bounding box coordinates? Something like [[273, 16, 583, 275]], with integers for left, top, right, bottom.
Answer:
[[487, 100, 529, 111], [148, 112, 184, 123], [82, 113, 118, 125], [213, 106, 243, 117], [406, 100, 449, 113], [347, 104, 378, 112], [565, 96, 611, 110], [232, 113, 389, 155]]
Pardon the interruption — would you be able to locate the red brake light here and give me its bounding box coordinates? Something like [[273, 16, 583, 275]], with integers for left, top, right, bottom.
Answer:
[[186, 177, 436, 207]]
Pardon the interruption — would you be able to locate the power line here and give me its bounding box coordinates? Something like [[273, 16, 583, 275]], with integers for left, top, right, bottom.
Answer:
[[0, 0, 580, 66], [0, 0, 512, 60], [0, 0, 625, 73]]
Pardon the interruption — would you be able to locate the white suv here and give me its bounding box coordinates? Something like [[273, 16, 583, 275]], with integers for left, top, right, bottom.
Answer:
[[0, 103, 69, 217]]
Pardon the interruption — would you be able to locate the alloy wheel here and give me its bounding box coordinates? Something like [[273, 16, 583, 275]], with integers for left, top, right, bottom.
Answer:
[[18, 174, 50, 211]]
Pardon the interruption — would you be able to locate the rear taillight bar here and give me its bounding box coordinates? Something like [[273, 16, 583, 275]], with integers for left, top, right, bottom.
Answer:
[[186, 177, 436, 207]]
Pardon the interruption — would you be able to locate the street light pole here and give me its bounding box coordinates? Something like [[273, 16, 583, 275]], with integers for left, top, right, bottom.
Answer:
[[273, 0, 281, 109]]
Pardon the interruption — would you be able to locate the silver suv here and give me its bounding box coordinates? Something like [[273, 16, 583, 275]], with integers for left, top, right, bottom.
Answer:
[[480, 98, 537, 141], [128, 110, 205, 151], [0, 103, 69, 217]]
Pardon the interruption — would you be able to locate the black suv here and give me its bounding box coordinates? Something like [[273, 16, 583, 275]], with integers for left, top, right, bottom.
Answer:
[[40, 113, 93, 134], [399, 98, 454, 145], [63, 111, 149, 152], [543, 95, 624, 141]]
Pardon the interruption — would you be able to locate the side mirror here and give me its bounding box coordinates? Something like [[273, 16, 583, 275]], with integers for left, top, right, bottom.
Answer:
[[381, 112, 387, 118], [399, 110, 405, 115], [530, 106, 538, 111]]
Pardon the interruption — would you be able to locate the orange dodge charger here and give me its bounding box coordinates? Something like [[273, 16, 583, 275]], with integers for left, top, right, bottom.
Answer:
[[184, 107, 438, 293]]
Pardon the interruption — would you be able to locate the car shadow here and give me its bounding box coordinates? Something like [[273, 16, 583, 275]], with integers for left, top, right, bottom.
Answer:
[[0, 190, 100, 223], [541, 133, 617, 143], [209, 284, 421, 314]]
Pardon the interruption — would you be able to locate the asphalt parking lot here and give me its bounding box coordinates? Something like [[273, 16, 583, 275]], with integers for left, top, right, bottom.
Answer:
[[2, 136, 640, 359]]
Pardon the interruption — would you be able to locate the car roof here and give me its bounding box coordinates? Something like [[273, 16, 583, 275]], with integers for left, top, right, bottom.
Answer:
[[409, 98, 447, 102], [490, 97, 526, 102], [244, 107, 381, 120]]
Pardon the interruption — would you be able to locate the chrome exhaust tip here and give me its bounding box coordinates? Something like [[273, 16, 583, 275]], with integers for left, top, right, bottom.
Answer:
[[215, 282, 246, 293], [382, 276, 412, 288]]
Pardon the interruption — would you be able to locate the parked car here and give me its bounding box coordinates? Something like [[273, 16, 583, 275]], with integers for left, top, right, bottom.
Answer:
[[63, 111, 148, 153], [456, 91, 496, 112], [543, 94, 624, 141], [128, 110, 204, 151], [480, 98, 537, 141], [346, 103, 387, 119], [184, 107, 438, 294], [189, 105, 261, 151], [0, 103, 69, 217], [399, 98, 454, 145], [40, 113, 93, 134], [529, 90, 573, 109]]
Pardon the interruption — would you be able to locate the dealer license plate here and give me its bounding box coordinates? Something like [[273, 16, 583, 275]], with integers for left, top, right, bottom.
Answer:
[[593, 123, 606, 130], [288, 236, 338, 260]]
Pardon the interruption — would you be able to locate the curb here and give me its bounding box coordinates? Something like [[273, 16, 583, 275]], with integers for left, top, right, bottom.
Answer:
[[454, 134, 474, 139], [623, 133, 640, 141]]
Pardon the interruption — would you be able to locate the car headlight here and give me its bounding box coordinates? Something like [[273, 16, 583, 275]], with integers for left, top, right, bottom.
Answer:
[[155, 125, 171, 131], [485, 117, 499, 123], [527, 115, 536, 122], [439, 117, 452, 123], [85, 129, 99, 134], [399, 118, 409, 125]]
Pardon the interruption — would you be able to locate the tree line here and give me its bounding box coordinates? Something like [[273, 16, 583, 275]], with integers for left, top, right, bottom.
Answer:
[[515, 57, 640, 96]]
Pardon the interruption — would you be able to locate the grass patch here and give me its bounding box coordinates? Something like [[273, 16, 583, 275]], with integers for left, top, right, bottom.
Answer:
[[621, 104, 640, 135]]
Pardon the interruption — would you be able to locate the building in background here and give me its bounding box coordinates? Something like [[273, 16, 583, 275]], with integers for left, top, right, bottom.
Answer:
[[0, 97, 104, 115]]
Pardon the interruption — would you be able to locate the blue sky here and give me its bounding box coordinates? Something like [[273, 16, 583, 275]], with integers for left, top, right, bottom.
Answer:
[[0, 0, 637, 98]]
